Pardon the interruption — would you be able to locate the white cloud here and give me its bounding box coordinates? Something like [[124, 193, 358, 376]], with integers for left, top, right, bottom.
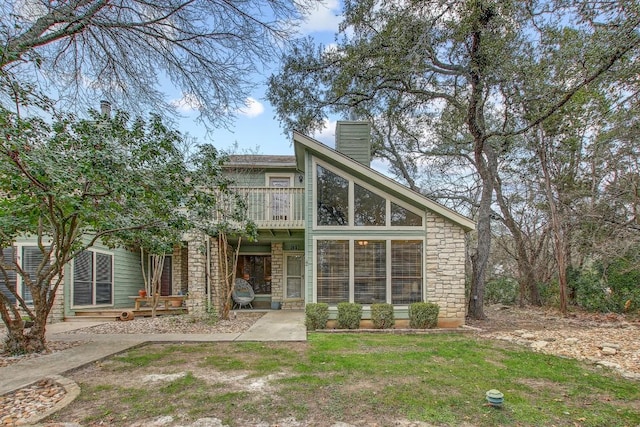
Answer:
[[312, 118, 337, 147], [300, 0, 342, 33], [238, 97, 264, 118], [171, 93, 202, 113]]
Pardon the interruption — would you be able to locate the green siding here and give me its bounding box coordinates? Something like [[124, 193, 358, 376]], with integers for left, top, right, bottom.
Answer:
[[63, 238, 144, 315], [336, 121, 371, 166]]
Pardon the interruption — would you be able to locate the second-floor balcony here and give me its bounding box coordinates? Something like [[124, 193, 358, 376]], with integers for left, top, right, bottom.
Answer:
[[232, 187, 305, 229]]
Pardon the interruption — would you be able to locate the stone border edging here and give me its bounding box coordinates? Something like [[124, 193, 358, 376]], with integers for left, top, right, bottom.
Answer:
[[18, 375, 80, 426]]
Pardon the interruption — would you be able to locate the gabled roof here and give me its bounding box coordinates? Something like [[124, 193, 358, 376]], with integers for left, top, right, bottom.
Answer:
[[293, 131, 476, 232]]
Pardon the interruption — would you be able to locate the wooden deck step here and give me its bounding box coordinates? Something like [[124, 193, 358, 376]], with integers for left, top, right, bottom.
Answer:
[[67, 307, 187, 322]]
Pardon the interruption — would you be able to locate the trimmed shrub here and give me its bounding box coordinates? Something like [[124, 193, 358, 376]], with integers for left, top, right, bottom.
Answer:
[[336, 302, 362, 329], [305, 303, 329, 331], [371, 303, 395, 329], [409, 302, 439, 329]]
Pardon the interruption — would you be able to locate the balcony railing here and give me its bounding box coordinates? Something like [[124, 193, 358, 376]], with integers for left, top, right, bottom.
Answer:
[[231, 187, 305, 229]]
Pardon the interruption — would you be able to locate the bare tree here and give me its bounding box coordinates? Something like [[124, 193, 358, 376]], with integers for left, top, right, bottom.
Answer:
[[0, 0, 315, 125]]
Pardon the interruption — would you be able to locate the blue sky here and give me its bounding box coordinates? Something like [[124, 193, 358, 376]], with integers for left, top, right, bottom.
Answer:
[[173, 0, 343, 155]]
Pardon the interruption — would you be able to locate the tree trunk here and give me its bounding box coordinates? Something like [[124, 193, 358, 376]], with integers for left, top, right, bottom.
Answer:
[[494, 175, 542, 306], [537, 127, 568, 314], [468, 176, 492, 320], [3, 317, 47, 355]]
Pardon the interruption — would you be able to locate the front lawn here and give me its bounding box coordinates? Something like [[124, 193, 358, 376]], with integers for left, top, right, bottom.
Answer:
[[49, 333, 640, 426]]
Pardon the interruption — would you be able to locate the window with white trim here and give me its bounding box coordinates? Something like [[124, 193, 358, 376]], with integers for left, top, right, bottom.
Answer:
[[315, 161, 423, 228], [73, 250, 113, 306], [315, 238, 424, 305], [0, 246, 51, 305], [391, 240, 423, 304], [316, 240, 349, 303], [354, 240, 386, 304], [316, 165, 349, 226]]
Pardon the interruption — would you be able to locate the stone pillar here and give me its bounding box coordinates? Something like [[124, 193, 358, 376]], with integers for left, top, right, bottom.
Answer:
[[271, 243, 283, 306], [425, 213, 467, 327], [171, 245, 182, 295], [208, 237, 222, 313], [186, 232, 207, 316]]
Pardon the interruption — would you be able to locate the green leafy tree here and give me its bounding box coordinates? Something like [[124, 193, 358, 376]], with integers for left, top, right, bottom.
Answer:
[[268, 0, 640, 318], [0, 106, 247, 354]]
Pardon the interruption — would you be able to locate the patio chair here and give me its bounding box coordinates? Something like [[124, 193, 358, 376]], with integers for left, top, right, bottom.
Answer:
[[232, 278, 255, 309]]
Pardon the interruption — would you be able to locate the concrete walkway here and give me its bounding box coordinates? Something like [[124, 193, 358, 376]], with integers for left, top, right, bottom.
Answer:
[[0, 310, 306, 396]]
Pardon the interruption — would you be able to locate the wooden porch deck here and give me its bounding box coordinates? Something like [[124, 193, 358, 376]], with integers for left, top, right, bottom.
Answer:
[[66, 306, 187, 322]]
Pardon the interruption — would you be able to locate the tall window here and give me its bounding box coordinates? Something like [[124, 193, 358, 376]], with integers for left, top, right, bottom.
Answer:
[[354, 184, 386, 226], [73, 250, 113, 306], [316, 240, 349, 303], [354, 240, 386, 304], [317, 165, 349, 226], [391, 241, 423, 304]]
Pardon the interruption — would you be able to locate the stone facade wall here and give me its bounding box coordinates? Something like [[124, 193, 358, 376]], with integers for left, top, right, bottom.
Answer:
[[185, 232, 207, 316], [271, 243, 283, 306], [208, 237, 222, 313], [171, 245, 182, 295], [425, 213, 467, 327]]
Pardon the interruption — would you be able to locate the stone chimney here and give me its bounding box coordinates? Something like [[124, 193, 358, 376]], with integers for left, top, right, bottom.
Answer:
[[335, 121, 371, 167], [100, 100, 111, 117]]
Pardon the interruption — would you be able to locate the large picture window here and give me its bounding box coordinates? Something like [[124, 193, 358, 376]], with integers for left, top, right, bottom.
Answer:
[[391, 241, 423, 304], [317, 165, 349, 226], [316, 238, 424, 305], [73, 250, 113, 306], [316, 240, 349, 303]]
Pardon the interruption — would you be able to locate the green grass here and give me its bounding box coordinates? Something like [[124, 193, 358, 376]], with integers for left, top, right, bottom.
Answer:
[[53, 333, 640, 427]]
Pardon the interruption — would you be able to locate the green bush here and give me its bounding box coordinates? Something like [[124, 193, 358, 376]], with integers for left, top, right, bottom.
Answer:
[[571, 258, 640, 313], [305, 303, 329, 331], [371, 303, 395, 329], [409, 302, 439, 329], [485, 277, 518, 305], [336, 302, 362, 329]]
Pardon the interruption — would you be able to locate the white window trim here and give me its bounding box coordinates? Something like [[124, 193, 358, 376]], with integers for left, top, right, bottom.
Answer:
[[312, 236, 426, 306], [313, 158, 425, 231], [265, 173, 294, 187], [6, 242, 54, 306], [283, 252, 304, 301], [70, 248, 114, 308]]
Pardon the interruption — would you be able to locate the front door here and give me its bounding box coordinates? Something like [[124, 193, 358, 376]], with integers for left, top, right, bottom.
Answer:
[[284, 253, 304, 300]]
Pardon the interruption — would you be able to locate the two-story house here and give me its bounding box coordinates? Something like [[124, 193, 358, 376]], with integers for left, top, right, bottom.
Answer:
[[173, 121, 474, 327]]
